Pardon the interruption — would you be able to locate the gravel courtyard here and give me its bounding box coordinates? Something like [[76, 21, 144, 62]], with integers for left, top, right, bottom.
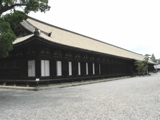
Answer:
[[0, 73, 160, 120]]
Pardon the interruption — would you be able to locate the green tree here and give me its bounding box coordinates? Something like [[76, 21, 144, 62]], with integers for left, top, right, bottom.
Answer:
[[0, 18, 16, 58], [135, 55, 149, 75], [0, 0, 50, 58], [0, 0, 50, 16], [150, 54, 156, 62]]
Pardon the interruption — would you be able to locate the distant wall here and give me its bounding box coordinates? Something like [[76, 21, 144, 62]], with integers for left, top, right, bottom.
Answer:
[[154, 64, 160, 71]]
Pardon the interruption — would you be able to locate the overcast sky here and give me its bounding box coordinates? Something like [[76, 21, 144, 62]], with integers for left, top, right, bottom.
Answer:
[[29, 0, 160, 58]]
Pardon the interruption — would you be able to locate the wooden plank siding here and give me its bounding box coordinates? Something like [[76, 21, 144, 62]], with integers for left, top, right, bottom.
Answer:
[[0, 36, 135, 86]]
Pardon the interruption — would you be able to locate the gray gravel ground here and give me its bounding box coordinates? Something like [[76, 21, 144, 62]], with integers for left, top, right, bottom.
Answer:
[[0, 73, 160, 120]]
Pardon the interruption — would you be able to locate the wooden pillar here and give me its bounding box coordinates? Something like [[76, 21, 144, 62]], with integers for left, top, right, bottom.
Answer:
[[117, 63, 120, 74], [35, 59, 41, 78], [21, 59, 28, 79], [101, 63, 106, 75], [50, 60, 56, 78], [72, 61, 78, 76], [112, 60, 115, 75], [105, 63, 108, 75], [88, 62, 92, 75], [62, 60, 68, 77], [108, 63, 111, 75], [81, 62, 86, 76], [95, 63, 99, 75]]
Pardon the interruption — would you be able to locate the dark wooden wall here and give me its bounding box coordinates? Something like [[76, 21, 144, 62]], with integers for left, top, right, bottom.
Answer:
[[0, 37, 154, 82]]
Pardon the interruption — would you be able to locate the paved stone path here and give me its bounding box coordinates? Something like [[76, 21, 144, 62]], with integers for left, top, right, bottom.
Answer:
[[0, 73, 160, 120]]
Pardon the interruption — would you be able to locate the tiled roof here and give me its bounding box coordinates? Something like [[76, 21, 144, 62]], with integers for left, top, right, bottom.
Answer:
[[14, 17, 146, 61]]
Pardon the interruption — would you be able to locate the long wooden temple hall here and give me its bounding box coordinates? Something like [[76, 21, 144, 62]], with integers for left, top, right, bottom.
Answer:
[[0, 17, 155, 86]]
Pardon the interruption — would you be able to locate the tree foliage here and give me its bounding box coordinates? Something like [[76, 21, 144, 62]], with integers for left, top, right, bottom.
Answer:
[[0, 18, 16, 58], [150, 54, 156, 62], [3, 11, 28, 31], [0, 0, 50, 58], [0, 0, 50, 16], [135, 56, 149, 75]]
